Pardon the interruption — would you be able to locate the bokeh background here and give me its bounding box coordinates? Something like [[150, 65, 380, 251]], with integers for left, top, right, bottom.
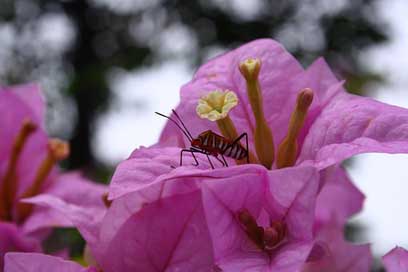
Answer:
[[1, 0, 407, 270]]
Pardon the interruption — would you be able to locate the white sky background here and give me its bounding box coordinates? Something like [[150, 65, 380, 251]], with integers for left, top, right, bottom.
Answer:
[[347, 0, 408, 256], [93, 0, 408, 257]]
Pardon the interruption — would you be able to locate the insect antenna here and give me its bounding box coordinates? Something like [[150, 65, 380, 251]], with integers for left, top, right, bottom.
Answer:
[[155, 111, 193, 142], [171, 109, 194, 141]]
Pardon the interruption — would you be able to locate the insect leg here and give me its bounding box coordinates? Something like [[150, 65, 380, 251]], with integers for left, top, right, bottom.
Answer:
[[190, 147, 217, 169], [232, 132, 249, 163], [189, 148, 200, 166], [221, 154, 229, 167], [180, 148, 200, 167], [213, 155, 226, 167], [206, 154, 215, 169]]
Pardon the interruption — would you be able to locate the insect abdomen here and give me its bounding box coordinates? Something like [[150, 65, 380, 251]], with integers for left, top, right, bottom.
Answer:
[[222, 142, 247, 160], [199, 131, 247, 160]]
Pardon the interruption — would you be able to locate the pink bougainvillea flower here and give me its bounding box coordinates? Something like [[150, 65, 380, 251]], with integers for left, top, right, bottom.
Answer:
[[99, 39, 405, 271], [4, 253, 98, 272], [152, 39, 408, 270], [28, 146, 320, 272], [302, 219, 372, 272], [383, 247, 408, 272], [301, 165, 372, 271], [314, 165, 365, 228], [0, 84, 106, 270], [159, 38, 408, 182]]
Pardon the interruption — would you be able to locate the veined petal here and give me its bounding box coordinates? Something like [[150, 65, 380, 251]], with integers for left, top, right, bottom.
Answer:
[[0, 89, 50, 197], [99, 192, 214, 272], [299, 92, 408, 169], [22, 172, 107, 234], [108, 146, 212, 200], [4, 253, 96, 272], [303, 220, 372, 272], [383, 247, 408, 272], [0, 223, 40, 271], [315, 165, 365, 226], [1, 84, 45, 127], [201, 166, 319, 271]]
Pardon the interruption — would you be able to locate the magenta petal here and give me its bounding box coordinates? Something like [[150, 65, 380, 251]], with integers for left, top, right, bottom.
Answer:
[[201, 166, 319, 271], [300, 92, 408, 169], [0, 223, 40, 272], [0, 87, 50, 196], [99, 192, 214, 272], [315, 165, 365, 225], [21, 194, 103, 247], [383, 247, 408, 272], [108, 146, 181, 200], [4, 253, 96, 272], [2, 84, 45, 126], [266, 167, 319, 241], [109, 146, 215, 200], [22, 172, 107, 234], [303, 221, 372, 272], [200, 169, 268, 260]]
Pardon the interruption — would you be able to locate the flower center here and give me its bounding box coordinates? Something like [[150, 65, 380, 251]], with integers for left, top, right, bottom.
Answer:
[[196, 90, 258, 164], [238, 209, 287, 251], [196, 89, 238, 121], [196, 58, 314, 169], [0, 119, 37, 221]]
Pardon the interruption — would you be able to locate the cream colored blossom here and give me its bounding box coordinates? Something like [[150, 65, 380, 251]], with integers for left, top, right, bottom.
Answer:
[[196, 90, 238, 121]]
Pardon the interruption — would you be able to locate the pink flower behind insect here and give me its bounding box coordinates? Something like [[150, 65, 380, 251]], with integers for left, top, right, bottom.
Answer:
[[0, 84, 107, 270], [382, 247, 408, 271]]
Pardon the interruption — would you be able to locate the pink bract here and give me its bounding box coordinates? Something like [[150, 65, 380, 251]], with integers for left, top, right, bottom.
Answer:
[[302, 165, 371, 271], [105, 39, 403, 271], [160, 38, 408, 171], [383, 247, 408, 272], [4, 253, 97, 272], [28, 146, 320, 272], [0, 84, 107, 270]]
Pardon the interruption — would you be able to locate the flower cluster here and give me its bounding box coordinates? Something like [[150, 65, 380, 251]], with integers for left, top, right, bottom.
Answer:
[[3, 39, 408, 271], [0, 84, 107, 271]]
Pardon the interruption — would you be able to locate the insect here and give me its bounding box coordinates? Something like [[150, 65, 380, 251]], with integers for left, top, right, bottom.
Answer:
[[155, 110, 249, 169]]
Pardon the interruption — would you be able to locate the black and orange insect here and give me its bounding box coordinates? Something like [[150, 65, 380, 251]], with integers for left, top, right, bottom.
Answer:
[[155, 110, 249, 169]]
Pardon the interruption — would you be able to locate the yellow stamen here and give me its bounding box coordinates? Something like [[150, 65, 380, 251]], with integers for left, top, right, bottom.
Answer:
[[239, 58, 275, 169], [17, 138, 70, 222], [0, 119, 37, 221], [196, 90, 257, 164], [277, 88, 314, 169]]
